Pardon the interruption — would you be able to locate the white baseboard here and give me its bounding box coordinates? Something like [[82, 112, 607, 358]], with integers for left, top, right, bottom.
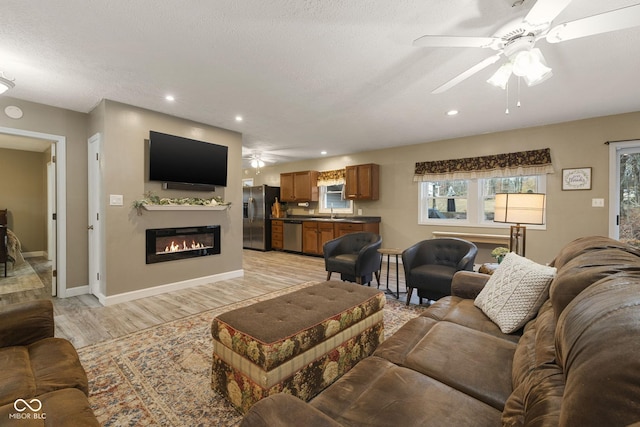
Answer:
[[64, 285, 91, 297], [100, 269, 245, 306], [23, 251, 46, 258]]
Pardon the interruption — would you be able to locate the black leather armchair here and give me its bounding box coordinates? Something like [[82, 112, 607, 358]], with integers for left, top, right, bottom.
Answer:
[[402, 238, 477, 305], [323, 232, 382, 286]]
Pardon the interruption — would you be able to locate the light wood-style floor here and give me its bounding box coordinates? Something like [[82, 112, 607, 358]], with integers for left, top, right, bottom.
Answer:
[[1, 250, 408, 348]]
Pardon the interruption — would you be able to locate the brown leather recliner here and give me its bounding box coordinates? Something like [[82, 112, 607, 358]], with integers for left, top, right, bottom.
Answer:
[[402, 238, 477, 305], [323, 232, 382, 285], [0, 300, 99, 425]]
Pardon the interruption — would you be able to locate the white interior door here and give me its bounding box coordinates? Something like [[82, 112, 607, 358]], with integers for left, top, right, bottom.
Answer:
[[46, 153, 57, 297], [88, 133, 103, 298], [609, 140, 640, 243]]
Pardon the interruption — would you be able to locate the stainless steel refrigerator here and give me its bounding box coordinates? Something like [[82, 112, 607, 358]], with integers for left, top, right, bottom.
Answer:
[[243, 185, 280, 250]]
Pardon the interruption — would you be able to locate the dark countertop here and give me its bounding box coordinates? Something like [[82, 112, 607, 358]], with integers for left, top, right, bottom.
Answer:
[[271, 216, 381, 224]]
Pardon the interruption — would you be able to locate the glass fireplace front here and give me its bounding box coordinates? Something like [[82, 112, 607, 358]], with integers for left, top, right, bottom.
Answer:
[[145, 225, 221, 264]]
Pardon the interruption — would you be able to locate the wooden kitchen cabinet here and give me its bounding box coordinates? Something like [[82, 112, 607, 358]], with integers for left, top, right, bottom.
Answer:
[[280, 171, 319, 202], [271, 220, 284, 250], [302, 221, 334, 255], [345, 164, 379, 200], [334, 221, 379, 238]]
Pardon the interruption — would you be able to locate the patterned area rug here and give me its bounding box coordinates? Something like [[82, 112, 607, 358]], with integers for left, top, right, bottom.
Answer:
[[77, 282, 429, 426], [0, 260, 44, 295]]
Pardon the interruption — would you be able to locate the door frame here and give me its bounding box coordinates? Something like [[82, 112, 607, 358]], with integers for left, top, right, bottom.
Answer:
[[608, 139, 640, 239], [88, 133, 104, 300], [0, 126, 67, 297]]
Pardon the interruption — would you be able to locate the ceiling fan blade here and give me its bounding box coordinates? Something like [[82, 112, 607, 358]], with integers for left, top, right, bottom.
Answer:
[[523, 0, 573, 28], [546, 4, 640, 43], [413, 35, 501, 49], [432, 54, 502, 94]]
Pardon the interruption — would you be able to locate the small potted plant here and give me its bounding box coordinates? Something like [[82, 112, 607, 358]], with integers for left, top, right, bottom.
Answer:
[[491, 247, 510, 264]]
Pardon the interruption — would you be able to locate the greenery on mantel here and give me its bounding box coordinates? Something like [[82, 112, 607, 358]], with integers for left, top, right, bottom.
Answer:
[[133, 191, 231, 215]]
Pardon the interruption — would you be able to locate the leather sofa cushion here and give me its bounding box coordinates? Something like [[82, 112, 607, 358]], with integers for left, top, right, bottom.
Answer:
[[550, 247, 640, 320], [0, 347, 36, 407], [403, 321, 516, 411], [503, 300, 563, 426], [556, 274, 640, 426], [0, 338, 89, 407], [424, 296, 521, 343], [550, 236, 640, 270], [375, 315, 516, 411], [309, 356, 503, 426]]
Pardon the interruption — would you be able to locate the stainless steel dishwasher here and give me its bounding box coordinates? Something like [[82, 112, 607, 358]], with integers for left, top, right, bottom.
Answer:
[[283, 220, 302, 252]]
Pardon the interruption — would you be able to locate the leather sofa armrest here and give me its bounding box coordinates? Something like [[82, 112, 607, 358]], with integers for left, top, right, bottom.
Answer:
[[451, 271, 491, 299], [240, 394, 343, 427], [0, 299, 55, 347]]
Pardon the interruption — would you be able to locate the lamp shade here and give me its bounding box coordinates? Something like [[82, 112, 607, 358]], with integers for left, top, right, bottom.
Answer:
[[494, 193, 545, 225]]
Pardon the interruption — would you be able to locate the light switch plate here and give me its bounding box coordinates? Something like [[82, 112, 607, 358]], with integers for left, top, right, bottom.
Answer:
[[592, 198, 605, 207], [110, 194, 124, 206]]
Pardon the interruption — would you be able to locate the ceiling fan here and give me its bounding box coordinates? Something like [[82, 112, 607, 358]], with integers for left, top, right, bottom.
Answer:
[[243, 150, 278, 173], [414, 0, 640, 93]]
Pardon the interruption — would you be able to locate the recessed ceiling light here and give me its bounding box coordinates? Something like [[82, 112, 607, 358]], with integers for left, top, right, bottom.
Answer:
[[235, 115, 243, 122], [165, 95, 175, 102], [446, 110, 459, 116], [321, 151, 327, 155]]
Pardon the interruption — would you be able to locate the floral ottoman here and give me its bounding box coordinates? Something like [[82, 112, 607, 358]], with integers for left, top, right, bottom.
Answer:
[[210, 281, 385, 414]]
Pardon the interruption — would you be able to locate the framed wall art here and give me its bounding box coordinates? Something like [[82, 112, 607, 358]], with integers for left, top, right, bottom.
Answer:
[[562, 167, 592, 190]]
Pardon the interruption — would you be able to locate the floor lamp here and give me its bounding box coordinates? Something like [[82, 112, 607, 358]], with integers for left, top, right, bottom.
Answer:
[[493, 193, 545, 257]]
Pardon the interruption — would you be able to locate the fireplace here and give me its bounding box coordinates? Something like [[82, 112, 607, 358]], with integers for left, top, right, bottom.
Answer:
[[146, 225, 221, 264]]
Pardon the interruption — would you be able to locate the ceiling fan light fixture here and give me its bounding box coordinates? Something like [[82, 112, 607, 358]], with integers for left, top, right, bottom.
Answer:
[[250, 159, 265, 169], [487, 62, 513, 90], [0, 73, 15, 94], [511, 48, 552, 86], [522, 49, 552, 86]]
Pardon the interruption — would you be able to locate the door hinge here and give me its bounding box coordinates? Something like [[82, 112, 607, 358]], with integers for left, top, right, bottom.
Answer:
[[96, 153, 99, 161], [52, 155, 56, 163], [52, 270, 57, 277], [52, 213, 57, 220], [97, 272, 100, 281], [97, 213, 99, 221]]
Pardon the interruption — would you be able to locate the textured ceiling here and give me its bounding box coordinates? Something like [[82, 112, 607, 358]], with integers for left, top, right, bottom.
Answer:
[[2, 0, 640, 166]]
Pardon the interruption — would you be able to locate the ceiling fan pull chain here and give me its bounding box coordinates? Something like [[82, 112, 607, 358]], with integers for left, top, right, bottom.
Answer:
[[505, 81, 510, 115], [517, 77, 522, 108]]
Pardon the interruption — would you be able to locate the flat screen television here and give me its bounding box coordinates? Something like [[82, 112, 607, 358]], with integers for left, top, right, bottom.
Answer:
[[148, 131, 228, 187]]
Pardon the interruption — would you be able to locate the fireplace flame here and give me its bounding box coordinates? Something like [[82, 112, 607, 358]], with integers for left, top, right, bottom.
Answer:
[[164, 240, 206, 253]]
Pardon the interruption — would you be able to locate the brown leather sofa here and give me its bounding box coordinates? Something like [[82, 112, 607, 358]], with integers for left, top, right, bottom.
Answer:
[[0, 300, 99, 425], [241, 236, 640, 426]]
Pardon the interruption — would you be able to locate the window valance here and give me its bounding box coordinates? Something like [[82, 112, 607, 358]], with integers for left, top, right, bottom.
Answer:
[[413, 148, 554, 181], [317, 169, 346, 186]]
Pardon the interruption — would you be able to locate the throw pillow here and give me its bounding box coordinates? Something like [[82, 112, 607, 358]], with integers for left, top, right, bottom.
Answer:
[[475, 252, 557, 334]]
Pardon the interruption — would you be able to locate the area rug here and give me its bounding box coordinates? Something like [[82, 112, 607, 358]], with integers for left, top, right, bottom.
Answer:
[[77, 282, 429, 426], [0, 260, 44, 295]]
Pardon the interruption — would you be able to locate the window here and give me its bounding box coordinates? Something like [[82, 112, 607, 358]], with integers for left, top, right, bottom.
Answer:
[[419, 180, 468, 222], [319, 184, 353, 214], [419, 175, 546, 227]]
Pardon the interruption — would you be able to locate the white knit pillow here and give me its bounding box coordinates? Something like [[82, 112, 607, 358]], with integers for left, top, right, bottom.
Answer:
[[475, 252, 556, 334]]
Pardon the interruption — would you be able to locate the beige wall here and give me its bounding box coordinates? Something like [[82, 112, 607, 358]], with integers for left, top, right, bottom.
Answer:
[[247, 112, 640, 264], [0, 96, 243, 298], [0, 147, 47, 252], [0, 96, 89, 289], [1, 92, 637, 292], [91, 100, 243, 297]]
